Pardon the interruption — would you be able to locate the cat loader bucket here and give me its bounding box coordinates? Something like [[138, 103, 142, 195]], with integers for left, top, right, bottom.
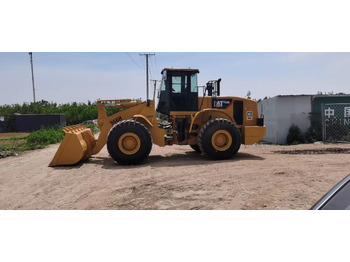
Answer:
[[49, 125, 96, 167]]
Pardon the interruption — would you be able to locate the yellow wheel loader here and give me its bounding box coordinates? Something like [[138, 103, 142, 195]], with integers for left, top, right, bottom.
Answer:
[[49, 68, 266, 166]]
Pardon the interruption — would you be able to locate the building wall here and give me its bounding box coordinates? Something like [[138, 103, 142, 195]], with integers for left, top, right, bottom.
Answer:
[[0, 114, 66, 133], [276, 96, 312, 144], [258, 96, 312, 144], [258, 97, 277, 143], [15, 114, 66, 132]]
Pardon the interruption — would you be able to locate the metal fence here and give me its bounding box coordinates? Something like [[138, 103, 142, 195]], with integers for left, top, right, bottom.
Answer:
[[290, 112, 311, 132], [322, 103, 350, 142]]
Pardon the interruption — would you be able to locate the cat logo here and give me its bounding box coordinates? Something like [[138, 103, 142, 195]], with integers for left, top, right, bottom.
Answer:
[[212, 99, 233, 109], [215, 101, 223, 107]]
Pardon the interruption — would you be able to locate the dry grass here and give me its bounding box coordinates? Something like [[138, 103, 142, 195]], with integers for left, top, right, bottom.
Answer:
[[0, 133, 29, 139], [0, 133, 30, 154]]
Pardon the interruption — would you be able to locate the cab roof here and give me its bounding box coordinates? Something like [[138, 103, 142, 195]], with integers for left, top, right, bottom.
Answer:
[[161, 68, 200, 74]]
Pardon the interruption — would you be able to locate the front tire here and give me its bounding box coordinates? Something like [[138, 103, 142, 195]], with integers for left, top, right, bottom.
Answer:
[[107, 120, 152, 165], [198, 118, 241, 160], [190, 145, 201, 152]]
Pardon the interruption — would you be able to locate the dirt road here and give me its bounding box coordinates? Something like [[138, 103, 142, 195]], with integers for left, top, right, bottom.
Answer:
[[1, 142, 350, 210]]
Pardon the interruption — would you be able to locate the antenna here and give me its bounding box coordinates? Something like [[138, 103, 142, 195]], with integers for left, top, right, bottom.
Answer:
[[29, 52, 36, 103]]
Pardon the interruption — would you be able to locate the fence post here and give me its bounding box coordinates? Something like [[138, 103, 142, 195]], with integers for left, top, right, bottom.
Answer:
[[321, 103, 325, 142]]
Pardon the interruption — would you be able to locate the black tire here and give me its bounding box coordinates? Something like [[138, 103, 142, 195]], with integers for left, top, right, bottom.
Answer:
[[190, 144, 201, 152], [198, 118, 241, 160], [107, 120, 152, 165]]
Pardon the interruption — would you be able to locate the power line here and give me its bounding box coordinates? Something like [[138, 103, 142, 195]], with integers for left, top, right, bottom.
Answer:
[[149, 56, 157, 78], [149, 61, 154, 80], [125, 52, 142, 69], [154, 55, 159, 74], [138, 55, 145, 70], [151, 55, 158, 74]]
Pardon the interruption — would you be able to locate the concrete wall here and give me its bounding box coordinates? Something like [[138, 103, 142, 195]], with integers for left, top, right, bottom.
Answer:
[[258, 97, 277, 143], [276, 96, 312, 144], [259, 96, 312, 144]]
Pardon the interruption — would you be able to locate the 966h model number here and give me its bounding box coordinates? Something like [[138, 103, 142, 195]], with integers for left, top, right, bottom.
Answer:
[[110, 116, 122, 125]]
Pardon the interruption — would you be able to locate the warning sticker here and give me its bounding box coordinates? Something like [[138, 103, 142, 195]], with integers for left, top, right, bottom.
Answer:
[[247, 111, 253, 120]]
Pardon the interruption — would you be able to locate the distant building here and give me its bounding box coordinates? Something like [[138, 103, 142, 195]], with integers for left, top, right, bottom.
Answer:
[[0, 115, 6, 133], [0, 114, 66, 133], [258, 95, 312, 144], [258, 94, 350, 144]]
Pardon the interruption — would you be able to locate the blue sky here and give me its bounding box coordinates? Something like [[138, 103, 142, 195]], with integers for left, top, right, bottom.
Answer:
[[0, 52, 349, 105]]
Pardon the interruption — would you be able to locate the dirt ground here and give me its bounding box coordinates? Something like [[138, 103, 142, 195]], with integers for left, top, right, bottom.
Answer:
[[1, 141, 350, 210]]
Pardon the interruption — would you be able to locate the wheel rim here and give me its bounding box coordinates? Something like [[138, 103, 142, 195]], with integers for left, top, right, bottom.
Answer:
[[211, 130, 232, 151], [118, 132, 141, 155]]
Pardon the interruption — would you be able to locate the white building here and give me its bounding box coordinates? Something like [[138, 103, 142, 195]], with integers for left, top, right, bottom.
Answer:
[[258, 95, 312, 144]]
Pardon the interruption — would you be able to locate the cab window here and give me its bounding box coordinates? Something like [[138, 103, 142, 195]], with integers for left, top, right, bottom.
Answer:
[[191, 73, 198, 92], [172, 76, 181, 93]]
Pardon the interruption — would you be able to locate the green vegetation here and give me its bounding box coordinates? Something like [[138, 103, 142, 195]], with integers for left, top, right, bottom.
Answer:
[[86, 124, 100, 134], [304, 126, 318, 143], [26, 127, 65, 149], [0, 125, 100, 158], [0, 100, 106, 158], [286, 125, 325, 145], [0, 100, 120, 125], [286, 125, 305, 145], [0, 133, 29, 157], [0, 127, 65, 155]]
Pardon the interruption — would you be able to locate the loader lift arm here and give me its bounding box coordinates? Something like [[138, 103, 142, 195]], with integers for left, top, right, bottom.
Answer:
[[49, 99, 165, 166]]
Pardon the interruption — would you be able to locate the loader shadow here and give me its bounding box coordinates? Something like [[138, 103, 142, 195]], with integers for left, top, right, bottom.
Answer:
[[50, 162, 85, 170], [81, 150, 265, 170]]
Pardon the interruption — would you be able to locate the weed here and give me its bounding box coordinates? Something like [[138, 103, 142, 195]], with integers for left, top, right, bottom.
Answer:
[[26, 127, 65, 149], [286, 124, 305, 145]]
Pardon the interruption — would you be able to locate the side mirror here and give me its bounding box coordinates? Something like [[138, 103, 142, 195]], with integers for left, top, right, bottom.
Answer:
[[311, 174, 350, 210]]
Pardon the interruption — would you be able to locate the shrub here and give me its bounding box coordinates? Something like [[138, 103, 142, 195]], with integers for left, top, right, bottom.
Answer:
[[86, 124, 100, 134], [286, 124, 305, 145], [304, 126, 318, 143], [340, 131, 350, 142], [0, 100, 115, 126], [26, 127, 65, 149]]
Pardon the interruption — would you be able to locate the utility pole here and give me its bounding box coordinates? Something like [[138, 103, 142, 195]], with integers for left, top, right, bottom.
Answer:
[[150, 79, 161, 101], [29, 52, 36, 103], [139, 53, 155, 105]]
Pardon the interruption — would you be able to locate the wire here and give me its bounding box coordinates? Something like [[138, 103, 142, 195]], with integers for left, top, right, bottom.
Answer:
[[138, 55, 146, 70], [149, 61, 154, 80], [149, 56, 157, 77], [125, 53, 142, 69], [154, 54, 160, 74]]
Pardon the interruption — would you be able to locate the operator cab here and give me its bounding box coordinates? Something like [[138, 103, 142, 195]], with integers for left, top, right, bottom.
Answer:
[[157, 68, 199, 115]]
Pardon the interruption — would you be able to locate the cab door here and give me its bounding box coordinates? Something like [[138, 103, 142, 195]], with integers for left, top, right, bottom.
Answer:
[[169, 72, 198, 112]]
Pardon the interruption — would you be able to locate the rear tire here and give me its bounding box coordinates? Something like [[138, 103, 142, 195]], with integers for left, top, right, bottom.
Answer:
[[198, 118, 241, 160], [190, 145, 201, 152], [107, 120, 152, 165]]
